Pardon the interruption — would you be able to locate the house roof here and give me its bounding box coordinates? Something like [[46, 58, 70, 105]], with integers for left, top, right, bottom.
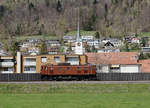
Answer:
[[85, 52, 139, 65], [139, 59, 150, 72]]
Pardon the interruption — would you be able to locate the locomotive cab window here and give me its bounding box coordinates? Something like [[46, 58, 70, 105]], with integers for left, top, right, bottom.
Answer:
[[84, 67, 88, 70], [77, 67, 80, 70]]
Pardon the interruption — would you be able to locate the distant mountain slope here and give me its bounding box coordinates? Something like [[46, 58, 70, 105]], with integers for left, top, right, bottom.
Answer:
[[0, 0, 150, 39]]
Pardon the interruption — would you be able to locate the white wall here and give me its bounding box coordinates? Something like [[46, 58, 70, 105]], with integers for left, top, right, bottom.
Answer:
[[96, 65, 109, 73], [24, 71, 36, 73], [1, 71, 14, 73], [120, 65, 140, 73], [96, 64, 140, 73]]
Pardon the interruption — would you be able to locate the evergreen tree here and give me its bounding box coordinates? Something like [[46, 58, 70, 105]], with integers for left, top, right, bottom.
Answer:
[[95, 32, 100, 39], [141, 37, 148, 47], [28, 2, 34, 11], [135, 33, 138, 37], [10, 40, 19, 56], [85, 44, 90, 52], [92, 45, 97, 52], [0, 5, 5, 19], [56, 0, 62, 12], [139, 52, 145, 60], [58, 47, 64, 53], [104, 3, 108, 20], [93, 0, 97, 5], [125, 43, 129, 52], [45, 0, 50, 7]]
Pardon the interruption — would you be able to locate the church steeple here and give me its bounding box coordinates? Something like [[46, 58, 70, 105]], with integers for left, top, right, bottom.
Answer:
[[75, 21, 83, 55], [77, 22, 81, 42]]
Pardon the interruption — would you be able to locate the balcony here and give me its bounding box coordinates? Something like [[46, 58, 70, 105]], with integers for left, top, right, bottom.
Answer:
[[1, 71, 14, 73], [0, 62, 14, 67], [24, 71, 36, 73], [24, 62, 36, 66]]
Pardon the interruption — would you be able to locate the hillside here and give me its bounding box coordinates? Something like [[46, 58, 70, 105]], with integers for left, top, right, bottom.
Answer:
[[0, 0, 150, 39]]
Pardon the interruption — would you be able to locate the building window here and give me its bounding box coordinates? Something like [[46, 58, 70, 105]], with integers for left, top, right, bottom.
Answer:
[[54, 56, 60, 63], [3, 67, 13, 71], [77, 67, 80, 70], [25, 58, 36, 62], [110, 65, 120, 73], [41, 57, 47, 62], [1, 59, 13, 62], [24, 66, 36, 71]]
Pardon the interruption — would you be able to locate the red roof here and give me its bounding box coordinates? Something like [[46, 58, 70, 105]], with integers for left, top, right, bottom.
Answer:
[[139, 59, 150, 72], [86, 52, 139, 65]]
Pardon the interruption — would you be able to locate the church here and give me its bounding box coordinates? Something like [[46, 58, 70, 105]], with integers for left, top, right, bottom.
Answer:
[[75, 22, 84, 55]]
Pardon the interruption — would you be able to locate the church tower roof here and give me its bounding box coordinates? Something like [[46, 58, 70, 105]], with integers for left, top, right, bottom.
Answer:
[[77, 22, 81, 42]]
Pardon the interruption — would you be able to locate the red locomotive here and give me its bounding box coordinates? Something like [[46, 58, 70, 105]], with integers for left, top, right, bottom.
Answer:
[[40, 63, 96, 80]]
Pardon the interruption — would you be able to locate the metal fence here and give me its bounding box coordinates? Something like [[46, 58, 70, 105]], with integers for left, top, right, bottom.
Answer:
[[1, 73, 150, 81], [96, 73, 150, 81], [0, 74, 41, 81]]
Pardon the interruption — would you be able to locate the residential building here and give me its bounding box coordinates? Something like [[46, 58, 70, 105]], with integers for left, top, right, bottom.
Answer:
[[98, 48, 120, 53], [47, 47, 59, 54], [0, 56, 16, 73], [102, 38, 122, 47], [45, 40, 60, 47], [28, 47, 40, 55], [87, 39, 100, 48], [0, 52, 87, 74], [104, 41, 114, 48], [63, 36, 76, 43], [123, 36, 132, 43], [142, 47, 150, 53], [86, 52, 141, 73], [81, 36, 94, 42], [36, 54, 87, 73], [131, 37, 140, 44], [22, 56, 36, 73], [139, 59, 150, 73]]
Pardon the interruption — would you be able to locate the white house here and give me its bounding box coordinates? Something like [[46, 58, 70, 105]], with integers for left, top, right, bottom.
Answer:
[[98, 48, 120, 53], [131, 37, 140, 44], [87, 39, 100, 48], [81, 36, 94, 42], [86, 52, 141, 73], [102, 38, 122, 47], [63, 36, 76, 43]]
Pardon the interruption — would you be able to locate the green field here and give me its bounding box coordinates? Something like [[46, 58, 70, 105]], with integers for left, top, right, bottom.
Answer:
[[0, 83, 150, 108], [65, 30, 96, 36], [16, 35, 58, 41], [139, 32, 150, 37], [15, 30, 96, 41]]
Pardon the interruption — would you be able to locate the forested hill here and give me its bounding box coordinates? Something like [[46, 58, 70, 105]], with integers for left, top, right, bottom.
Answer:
[[0, 0, 150, 39]]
